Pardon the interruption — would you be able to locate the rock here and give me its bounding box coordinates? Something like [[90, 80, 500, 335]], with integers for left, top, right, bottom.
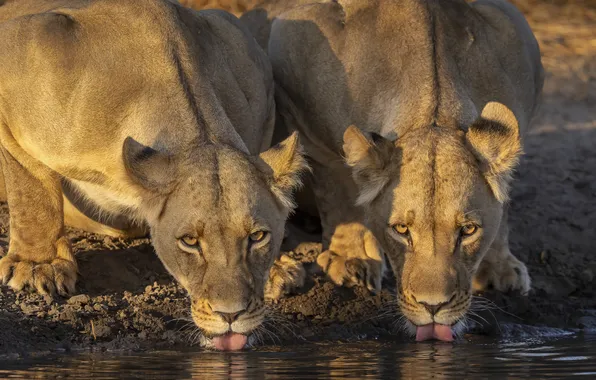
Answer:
[[93, 324, 112, 338], [67, 294, 90, 305], [93, 303, 107, 312], [162, 330, 176, 342], [19, 303, 39, 315], [58, 309, 78, 322]]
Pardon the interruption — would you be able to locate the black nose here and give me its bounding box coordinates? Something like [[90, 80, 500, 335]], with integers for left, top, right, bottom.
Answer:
[[215, 310, 246, 324], [420, 301, 448, 316]]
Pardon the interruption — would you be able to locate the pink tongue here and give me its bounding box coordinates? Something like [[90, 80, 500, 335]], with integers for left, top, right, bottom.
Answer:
[[212, 333, 248, 351], [415, 324, 454, 342]]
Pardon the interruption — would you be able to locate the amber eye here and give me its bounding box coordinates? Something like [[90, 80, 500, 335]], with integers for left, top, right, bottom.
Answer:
[[461, 224, 478, 236], [249, 230, 268, 243], [393, 224, 409, 235], [180, 235, 199, 248]]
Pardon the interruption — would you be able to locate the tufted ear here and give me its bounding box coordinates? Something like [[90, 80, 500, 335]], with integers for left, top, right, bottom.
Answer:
[[258, 132, 309, 209], [343, 125, 398, 205], [122, 137, 177, 194], [466, 102, 522, 203]]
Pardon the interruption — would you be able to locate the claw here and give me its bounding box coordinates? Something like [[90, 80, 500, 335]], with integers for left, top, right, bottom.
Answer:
[[0, 255, 77, 296]]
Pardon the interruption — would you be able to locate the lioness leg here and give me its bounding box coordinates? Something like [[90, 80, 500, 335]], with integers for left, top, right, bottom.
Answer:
[[0, 145, 77, 296], [473, 206, 531, 295], [310, 161, 384, 293], [1, 161, 146, 238]]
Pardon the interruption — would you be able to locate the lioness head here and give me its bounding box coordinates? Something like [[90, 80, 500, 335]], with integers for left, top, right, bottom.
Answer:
[[343, 102, 522, 340], [122, 132, 307, 350]]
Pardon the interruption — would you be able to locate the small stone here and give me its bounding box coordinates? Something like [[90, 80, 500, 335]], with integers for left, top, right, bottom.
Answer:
[[145, 285, 153, 294], [19, 303, 39, 315], [58, 309, 77, 321], [68, 294, 90, 305], [162, 330, 176, 341], [93, 303, 105, 311], [92, 323, 112, 338], [138, 331, 148, 339]]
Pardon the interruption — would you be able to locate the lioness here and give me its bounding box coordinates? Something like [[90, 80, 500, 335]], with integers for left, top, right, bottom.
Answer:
[[251, 0, 543, 340], [0, 0, 308, 350]]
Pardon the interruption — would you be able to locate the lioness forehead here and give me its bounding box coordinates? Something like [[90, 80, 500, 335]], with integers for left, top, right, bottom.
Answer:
[[170, 147, 277, 226], [390, 129, 485, 223]]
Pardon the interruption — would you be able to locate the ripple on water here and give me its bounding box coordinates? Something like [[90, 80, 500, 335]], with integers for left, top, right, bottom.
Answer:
[[1, 333, 595, 379]]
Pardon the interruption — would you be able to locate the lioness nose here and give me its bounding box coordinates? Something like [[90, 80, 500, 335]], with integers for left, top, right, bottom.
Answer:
[[419, 301, 448, 316], [215, 310, 246, 324]]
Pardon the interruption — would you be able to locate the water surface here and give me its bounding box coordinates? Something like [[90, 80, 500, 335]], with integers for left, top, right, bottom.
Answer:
[[2, 334, 595, 379]]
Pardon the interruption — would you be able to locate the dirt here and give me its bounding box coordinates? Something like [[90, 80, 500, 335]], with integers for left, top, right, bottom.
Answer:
[[1, 0, 595, 359]]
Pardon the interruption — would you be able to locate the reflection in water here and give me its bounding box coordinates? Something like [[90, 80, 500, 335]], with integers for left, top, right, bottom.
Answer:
[[2, 335, 595, 379]]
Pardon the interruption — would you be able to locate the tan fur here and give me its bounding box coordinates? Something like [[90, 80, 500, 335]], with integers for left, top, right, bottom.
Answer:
[[264, 254, 306, 301], [252, 0, 544, 333], [0, 0, 307, 346]]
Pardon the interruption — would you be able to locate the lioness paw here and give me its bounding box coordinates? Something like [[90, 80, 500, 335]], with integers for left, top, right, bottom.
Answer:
[[473, 252, 531, 295], [0, 239, 77, 296], [317, 250, 383, 293], [265, 254, 306, 302], [316, 223, 384, 293]]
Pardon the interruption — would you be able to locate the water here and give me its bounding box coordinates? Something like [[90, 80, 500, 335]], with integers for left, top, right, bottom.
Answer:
[[2, 334, 595, 379]]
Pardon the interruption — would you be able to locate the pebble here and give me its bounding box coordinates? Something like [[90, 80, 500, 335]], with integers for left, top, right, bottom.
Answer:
[[92, 323, 112, 338], [93, 304, 106, 312], [67, 294, 90, 305]]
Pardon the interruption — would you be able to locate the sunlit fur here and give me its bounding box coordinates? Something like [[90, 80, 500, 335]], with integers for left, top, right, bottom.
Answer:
[[356, 126, 515, 335]]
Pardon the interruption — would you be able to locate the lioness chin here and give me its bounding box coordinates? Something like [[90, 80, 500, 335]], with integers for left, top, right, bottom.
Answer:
[[253, 0, 544, 340], [0, 0, 307, 350]]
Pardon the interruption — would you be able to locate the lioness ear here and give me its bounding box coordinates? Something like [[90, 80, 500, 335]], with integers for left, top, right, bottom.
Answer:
[[466, 102, 522, 203], [258, 132, 309, 209], [343, 125, 397, 205], [122, 137, 177, 194]]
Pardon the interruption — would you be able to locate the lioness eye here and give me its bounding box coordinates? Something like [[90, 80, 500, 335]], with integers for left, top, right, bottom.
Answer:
[[249, 230, 268, 243], [180, 235, 199, 248], [461, 224, 478, 236], [393, 224, 409, 235]]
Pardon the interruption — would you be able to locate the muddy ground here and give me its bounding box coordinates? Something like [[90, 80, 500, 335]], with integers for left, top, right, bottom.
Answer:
[[1, 0, 595, 358]]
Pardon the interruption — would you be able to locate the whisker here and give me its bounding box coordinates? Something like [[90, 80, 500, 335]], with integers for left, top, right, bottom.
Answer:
[[472, 296, 522, 320]]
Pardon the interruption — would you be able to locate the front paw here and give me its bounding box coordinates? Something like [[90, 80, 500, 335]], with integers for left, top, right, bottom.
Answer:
[[316, 250, 383, 294], [316, 223, 384, 293], [473, 253, 531, 295], [0, 238, 77, 296], [265, 254, 306, 302]]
